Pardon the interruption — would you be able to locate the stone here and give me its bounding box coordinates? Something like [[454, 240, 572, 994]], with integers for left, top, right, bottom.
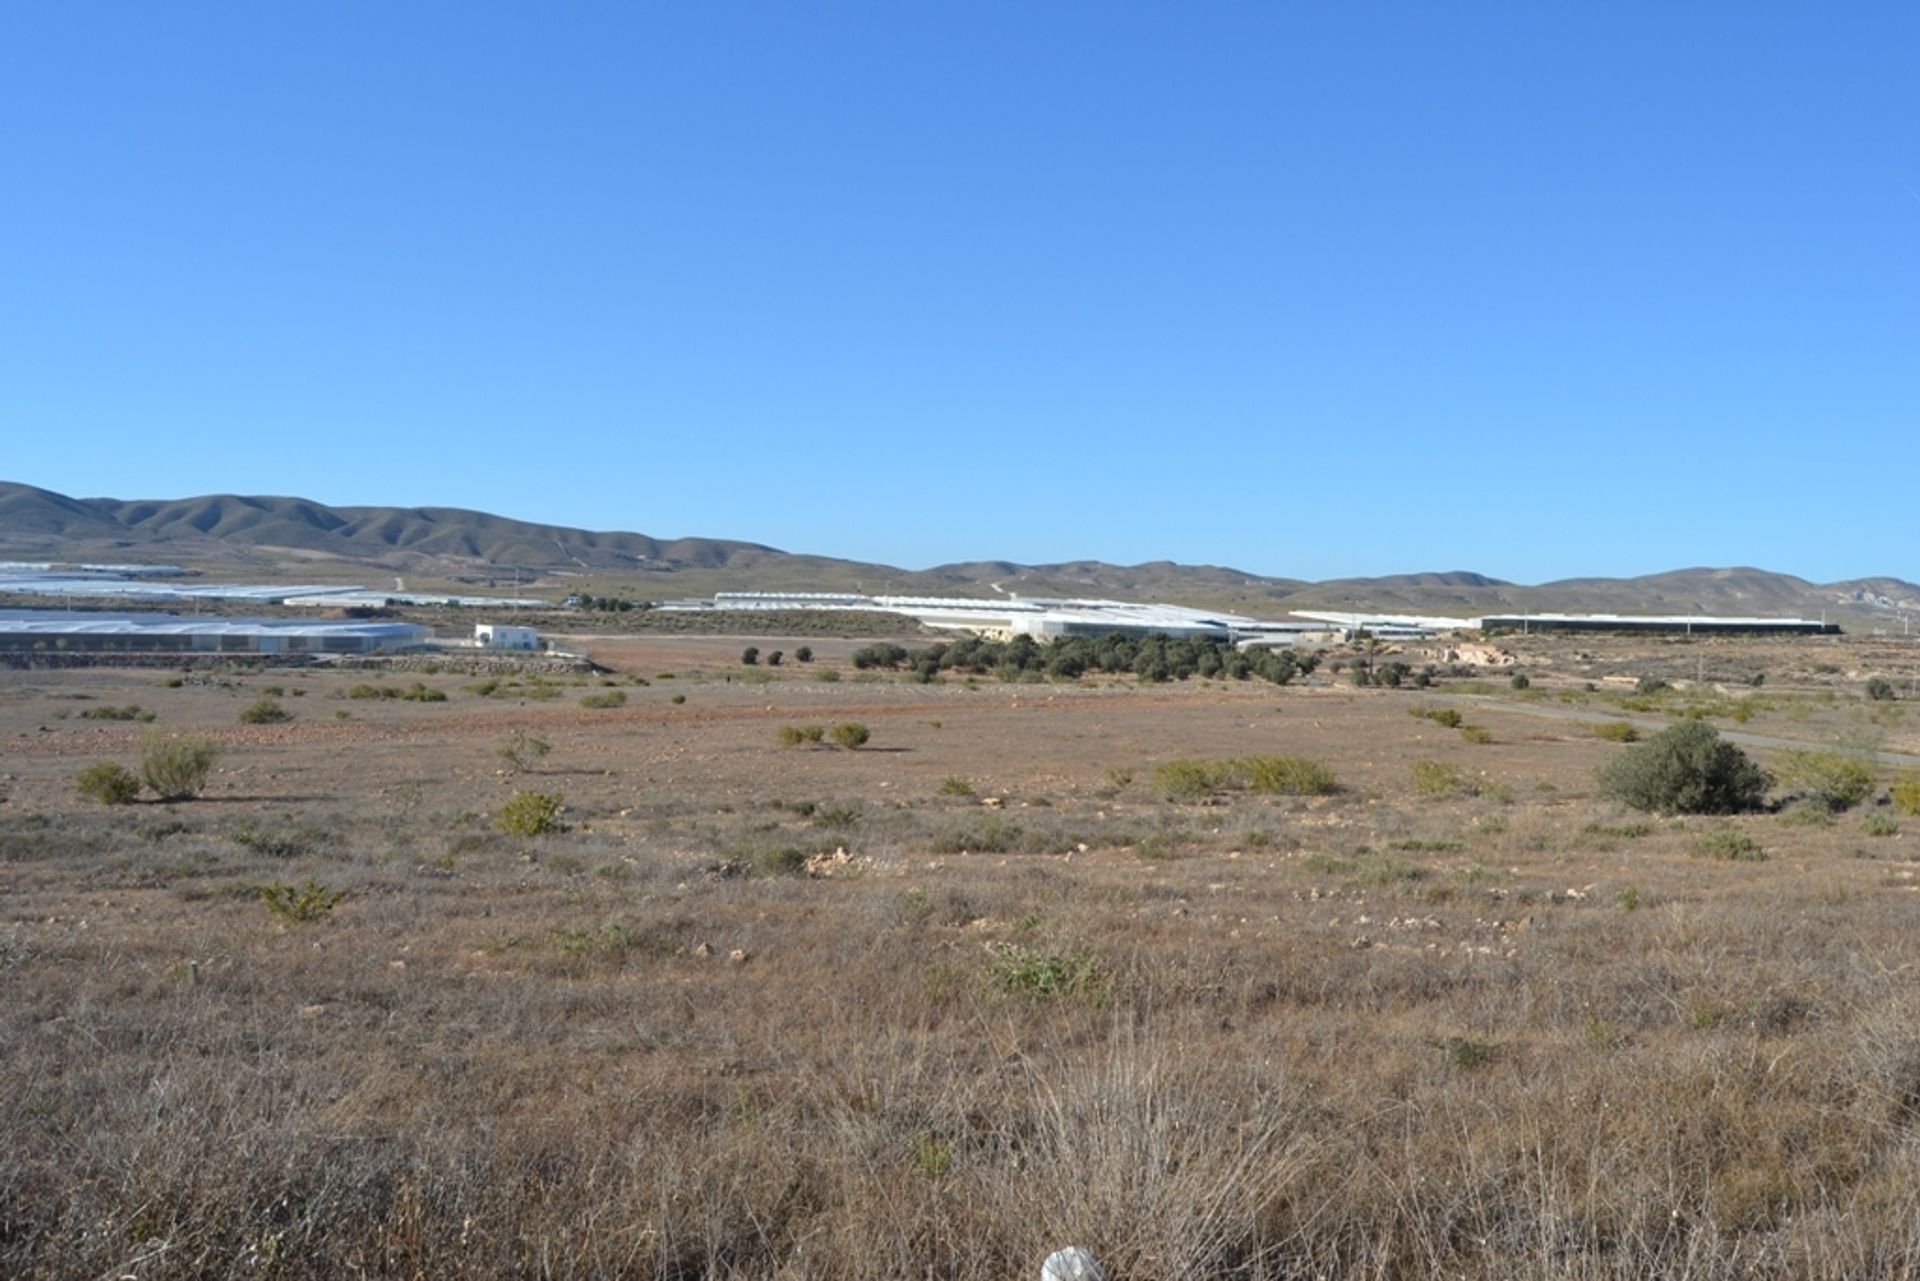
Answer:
[[1041, 1247, 1106, 1281]]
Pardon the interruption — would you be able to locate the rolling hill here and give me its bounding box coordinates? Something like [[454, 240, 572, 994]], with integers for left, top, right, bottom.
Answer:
[[1, 480, 1914, 625]]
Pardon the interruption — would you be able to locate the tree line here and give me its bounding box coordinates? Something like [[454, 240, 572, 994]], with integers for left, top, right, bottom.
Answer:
[[850, 632, 1317, 685]]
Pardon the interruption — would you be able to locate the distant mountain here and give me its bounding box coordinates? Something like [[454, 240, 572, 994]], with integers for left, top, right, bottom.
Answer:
[[1, 480, 1913, 626]]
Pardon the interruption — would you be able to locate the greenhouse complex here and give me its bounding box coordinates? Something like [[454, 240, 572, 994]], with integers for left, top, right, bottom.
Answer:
[[0, 611, 431, 656]]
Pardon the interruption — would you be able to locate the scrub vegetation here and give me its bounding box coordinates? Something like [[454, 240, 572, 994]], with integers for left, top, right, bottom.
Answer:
[[5, 629, 1920, 1279]]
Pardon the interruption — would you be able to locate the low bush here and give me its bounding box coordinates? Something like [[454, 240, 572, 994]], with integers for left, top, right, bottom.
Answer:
[[1459, 725, 1493, 745], [76, 762, 140, 806], [1151, 759, 1234, 802], [753, 845, 809, 877], [939, 776, 976, 798], [1894, 772, 1920, 816], [1592, 721, 1640, 743], [496, 791, 566, 837], [1693, 828, 1766, 862], [257, 876, 345, 924], [79, 704, 154, 722], [1412, 760, 1475, 798], [1305, 850, 1428, 886], [1239, 755, 1340, 796], [140, 732, 222, 801], [238, 697, 291, 725], [1152, 756, 1339, 801], [985, 946, 1105, 1002], [829, 722, 871, 750], [1411, 707, 1462, 729], [777, 724, 826, 748], [1867, 676, 1897, 702], [1863, 811, 1901, 838], [1597, 722, 1768, 815], [1773, 749, 1875, 812], [579, 690, 627, 709], [500, 732, 552, 773]]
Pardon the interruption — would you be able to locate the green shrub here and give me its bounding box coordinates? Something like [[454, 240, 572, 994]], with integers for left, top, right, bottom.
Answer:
[[1867, 677, 1897, 702], [346, 683, 389, 700], [741, 646, 760, 666], [753, 845, 809, 876], [1459, 725, 1493, 745], [985, 947, 1105, 1002], [1150, 759, 1238, 801], [1411, 707, 1463, 729], [76, 761, 140, 806], [79, 704, 153, 722], [1773, 749, 1875, 812], [829, 722, 871, 750], [777, 723, 826, 748], [939, 776, 976, 798], [1596, 722, 1768, 815], [257, 876, 345, 924], [1693, 828, 1766, 862], [814, 668, 840, 683], [399, 682, 446, 702], [669, 693, 686, 704], [1239, 755, 1339, 796], [500, 732, 552, 773], [794, 646, 813, 663], [579, 690, 627, 709], [1779, 800, 1833, 828], [238, 697, 291, 725], [1894, 773, 1920, 816], [1152, 756, 1337, 801], [495, 790, 566, 836], [140, 732, 222, 801], [1509, 673, 1530, 691], [1412, 760, 1473, 798], [1863, 811, 1901, 838], [1593, 721, 1640, 743]]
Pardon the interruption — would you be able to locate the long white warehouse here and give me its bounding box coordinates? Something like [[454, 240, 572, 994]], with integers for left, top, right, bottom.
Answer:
[[0, 610, 431, 655]]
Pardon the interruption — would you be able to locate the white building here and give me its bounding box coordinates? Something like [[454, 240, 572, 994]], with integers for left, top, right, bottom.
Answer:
[[474, 623, 540, 650]]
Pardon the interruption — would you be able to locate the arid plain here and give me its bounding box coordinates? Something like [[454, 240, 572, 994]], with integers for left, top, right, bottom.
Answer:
[[6, 628, 1920, 1279]]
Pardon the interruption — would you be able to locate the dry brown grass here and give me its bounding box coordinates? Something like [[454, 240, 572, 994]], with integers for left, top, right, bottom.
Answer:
[[6, 638, 1920, 1278]]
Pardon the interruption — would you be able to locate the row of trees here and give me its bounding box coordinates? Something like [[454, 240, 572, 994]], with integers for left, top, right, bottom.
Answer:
[[572, 594, 650, 613], [742, 646, 812, 666], [850, 632, 1318, 686]]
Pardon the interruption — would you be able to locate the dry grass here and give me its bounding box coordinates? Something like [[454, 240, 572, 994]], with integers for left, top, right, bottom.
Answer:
[[7, 639, 1920, 1278]]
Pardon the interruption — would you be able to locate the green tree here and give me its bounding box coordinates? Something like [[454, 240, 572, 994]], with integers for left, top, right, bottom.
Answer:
[[1597, 721, 1768, 815]]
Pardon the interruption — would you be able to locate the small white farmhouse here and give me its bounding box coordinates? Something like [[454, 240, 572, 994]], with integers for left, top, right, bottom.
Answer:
[[475, 623, 539, 651]]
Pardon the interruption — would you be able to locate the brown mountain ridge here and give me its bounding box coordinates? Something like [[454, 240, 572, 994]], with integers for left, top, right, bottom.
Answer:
[[0, 481, 1913, 625]]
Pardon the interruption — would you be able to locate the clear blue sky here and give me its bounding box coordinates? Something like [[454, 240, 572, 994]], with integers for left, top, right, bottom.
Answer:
[[4, 3, 1916, 583]]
